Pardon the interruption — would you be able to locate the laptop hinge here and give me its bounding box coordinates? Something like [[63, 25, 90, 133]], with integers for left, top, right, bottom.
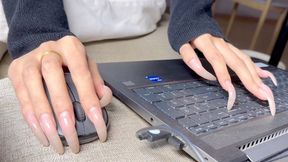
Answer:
[[243, 131, 288, 162]]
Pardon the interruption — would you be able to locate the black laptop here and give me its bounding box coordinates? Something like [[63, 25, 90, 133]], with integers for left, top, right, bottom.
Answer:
[[98, 58, 288, 162]]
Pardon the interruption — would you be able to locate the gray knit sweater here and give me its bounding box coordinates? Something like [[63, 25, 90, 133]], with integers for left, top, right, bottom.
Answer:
[[2, 0, 224, 59]]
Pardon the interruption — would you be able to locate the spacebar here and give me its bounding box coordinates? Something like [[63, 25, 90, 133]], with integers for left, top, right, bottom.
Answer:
[[243, 132, 288, 162]]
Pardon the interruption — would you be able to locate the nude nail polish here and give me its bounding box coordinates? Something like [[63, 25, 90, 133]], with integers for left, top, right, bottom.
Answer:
[[260, 70, 278, 86], [99, 86, 112, 107], [40, 113, 64, 154], [189, 59, 217, 81], [225, 81, 236, 111], [25, 112, 49, 146], [59, 111, 80, 153], [259, 86, 276, 116], [89, 107, 107, 142]]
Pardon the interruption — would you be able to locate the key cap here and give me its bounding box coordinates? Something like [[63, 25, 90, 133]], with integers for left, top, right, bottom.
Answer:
[[146, 86, 163, 94], [140, 93, 162, 103], [189, 126, 207, 135], [134, 88, 150, 95], [178, 117, 198, 129]]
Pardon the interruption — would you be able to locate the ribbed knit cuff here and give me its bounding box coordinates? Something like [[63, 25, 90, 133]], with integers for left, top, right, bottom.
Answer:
[[8, 32, 74, 59], [168, 0, 225, 52]]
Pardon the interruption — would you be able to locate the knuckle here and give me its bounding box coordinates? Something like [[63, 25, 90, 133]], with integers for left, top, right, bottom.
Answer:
[[39, 41, 55, 50], [23, 64, 39, 78], [242, 54, 252, 62], [41, 57, 60, 73]]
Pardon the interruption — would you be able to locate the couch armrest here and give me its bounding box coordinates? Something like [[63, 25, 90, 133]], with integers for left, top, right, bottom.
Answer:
[[0, 42, 7, 60]]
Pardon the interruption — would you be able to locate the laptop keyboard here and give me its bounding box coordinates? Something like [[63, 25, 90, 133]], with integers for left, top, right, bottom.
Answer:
[[132, 69, 288, 136]]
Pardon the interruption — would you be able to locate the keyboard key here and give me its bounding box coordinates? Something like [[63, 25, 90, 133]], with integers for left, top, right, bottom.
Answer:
[[140, 93, 161, 103], [133, 88, 150, 95], [207, 99, 227, 108], [189, 126, 207, 134], [154, 102, 185, 119], [146, 86, 163, 94], [171, 90, 186, 98], [214, 120, 229, 127], [169, 99, 185, 108], [158, 92, 174, 100], [189, 115, 210, 125], [178, 96, 197, 105], [228, 109, 247, 116], [178, 118, 198, 128], [179, 107, 197, 116]]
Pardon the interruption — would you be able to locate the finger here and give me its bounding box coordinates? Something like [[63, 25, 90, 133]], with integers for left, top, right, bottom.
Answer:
[[9, 66, 49, 146], [88, 59, 112, 107], [41, 52, 79, 153], [227, 43, 263, 86], [60, 46, 107, 142], [213, 39, 275, 116], [179, 43, 216, 81], [192, 36, 236, 110], [255, 66, 278, 86], [22, 60, 64, 154]]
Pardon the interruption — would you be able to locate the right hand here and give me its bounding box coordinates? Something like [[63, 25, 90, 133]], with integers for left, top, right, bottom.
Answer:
[[8, 36, 112, 154]]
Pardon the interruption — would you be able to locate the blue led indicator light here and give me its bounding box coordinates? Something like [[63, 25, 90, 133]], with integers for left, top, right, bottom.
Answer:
[[145, 75, 162, 83]]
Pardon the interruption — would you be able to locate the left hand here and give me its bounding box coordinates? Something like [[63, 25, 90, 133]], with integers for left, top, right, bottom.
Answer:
[[179, 34, 277, 115]]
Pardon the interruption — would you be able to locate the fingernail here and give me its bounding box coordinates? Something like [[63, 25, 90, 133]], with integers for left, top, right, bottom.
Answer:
[[225, 81, 236, 111], [259, 70, 278, 86], [259, 86, 276, 116], [25, 112, 49, 146], [59, 111, 80, 154], [189, 59, 217, 81], [39, 113, 64, 154], [89, 107, 107, 142], [100, 86, 112, 107]]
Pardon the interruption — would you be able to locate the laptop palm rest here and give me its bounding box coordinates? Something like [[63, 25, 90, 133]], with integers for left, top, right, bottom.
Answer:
[[244, 132, 288, 162]]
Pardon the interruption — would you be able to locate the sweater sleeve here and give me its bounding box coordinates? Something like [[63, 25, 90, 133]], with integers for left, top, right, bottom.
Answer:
[[2, 0, 73, 59], [168, 0, 225, 52]]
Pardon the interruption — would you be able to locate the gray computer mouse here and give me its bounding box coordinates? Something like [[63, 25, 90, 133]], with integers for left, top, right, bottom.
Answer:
[[44, 72, 109, 146]]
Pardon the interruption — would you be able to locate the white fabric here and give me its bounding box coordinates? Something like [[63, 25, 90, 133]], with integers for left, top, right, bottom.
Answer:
[[0, 0, 166, 43], [0, 1, 8, 43], [63, 0, 166, 42]]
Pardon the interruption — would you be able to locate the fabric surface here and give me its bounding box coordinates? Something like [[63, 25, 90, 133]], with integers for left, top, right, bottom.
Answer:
[[0, 78, 194, 162], [0, 1, 8, 43], [63, 0, 166, 42], [0, 42, 7, 61]]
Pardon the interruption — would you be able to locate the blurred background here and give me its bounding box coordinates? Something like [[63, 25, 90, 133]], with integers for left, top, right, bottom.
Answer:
[[213, 0, 288, 67]]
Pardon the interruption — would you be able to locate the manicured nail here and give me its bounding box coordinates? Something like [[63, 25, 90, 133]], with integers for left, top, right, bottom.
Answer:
[[40, 113, 64, 154], [225, 81, 236, 111], [259, 85, 276, 116], [259, 70, 278, 86], [189, 59, 217, 81], [89, 107, 107, 142], [25, 112, 49, 146], [59, 111, 80, 154], [99, 86, 112, 107]]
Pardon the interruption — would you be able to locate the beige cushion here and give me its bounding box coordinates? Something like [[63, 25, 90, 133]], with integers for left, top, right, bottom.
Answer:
[[0, 42, 7, 60]]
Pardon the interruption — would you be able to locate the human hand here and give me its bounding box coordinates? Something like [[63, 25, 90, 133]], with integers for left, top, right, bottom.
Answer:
[[179, 34, 277, 115], [8, 36, 112, 154]]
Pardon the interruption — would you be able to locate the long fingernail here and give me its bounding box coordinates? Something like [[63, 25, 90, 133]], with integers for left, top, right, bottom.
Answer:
[[189, 59, 217, 81], [25, 112, 49, 146], [225, 81, 236, 111], [100, 86, 112, 107], [59, 111, 80, 154], [259, 86, 276, 116], [88, 107, 107, 142], [260, 70, 278, 86], [40, 113, 64, 154]]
